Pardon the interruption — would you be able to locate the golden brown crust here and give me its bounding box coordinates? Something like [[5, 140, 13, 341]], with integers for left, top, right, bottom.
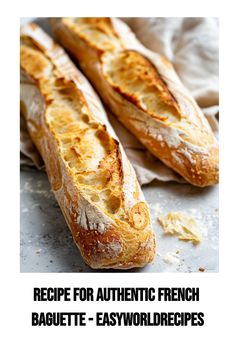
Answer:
[[20, 23, 155, 269], [50, 17, 219, 187], [62, 17, 123, 53], [102, 50, 181, 120]]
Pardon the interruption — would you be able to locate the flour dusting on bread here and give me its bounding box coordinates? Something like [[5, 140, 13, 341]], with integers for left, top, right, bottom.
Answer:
[[20, 23, 156, 269]]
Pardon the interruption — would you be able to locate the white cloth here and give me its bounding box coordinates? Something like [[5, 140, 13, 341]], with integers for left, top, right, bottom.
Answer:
[[124, 17, 219, 123], [20, 17, 219, 185]]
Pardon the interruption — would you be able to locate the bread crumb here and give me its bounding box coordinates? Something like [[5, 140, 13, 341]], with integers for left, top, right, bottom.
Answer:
[[158, 211, 202, 244], [21, 208, 29, 213], [162, 252, 180, 265], [199, 266, 205, 272]]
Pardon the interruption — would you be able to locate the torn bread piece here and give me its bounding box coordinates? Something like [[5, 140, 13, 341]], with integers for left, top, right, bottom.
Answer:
[[20, 23, 156, 269], [158, 212, 202, 244]]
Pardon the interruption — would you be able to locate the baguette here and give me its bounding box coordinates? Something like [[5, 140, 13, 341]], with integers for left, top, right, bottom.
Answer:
[[51, 17, 219, 187], [20, 23, 155, 269]]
